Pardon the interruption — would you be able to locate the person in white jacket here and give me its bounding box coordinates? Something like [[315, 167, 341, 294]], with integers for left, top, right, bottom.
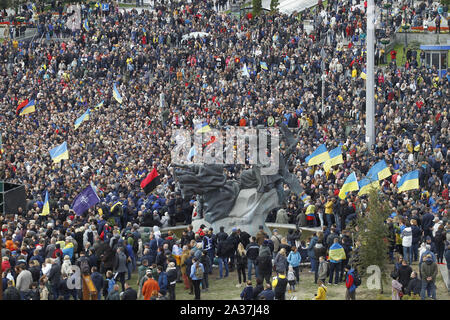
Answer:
[[61, 255, 73, 278], [401, 221, 413, 265]]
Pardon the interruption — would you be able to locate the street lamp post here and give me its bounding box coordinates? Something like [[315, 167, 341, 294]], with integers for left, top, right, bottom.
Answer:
[[366, 0, 376, 148]]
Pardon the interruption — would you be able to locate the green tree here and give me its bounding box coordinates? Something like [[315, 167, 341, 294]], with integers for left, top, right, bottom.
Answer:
[[270, 0, 279, 13], [0, 0, 11, 10], [355, 188, 391, 293], [252, 0, 262, 16]]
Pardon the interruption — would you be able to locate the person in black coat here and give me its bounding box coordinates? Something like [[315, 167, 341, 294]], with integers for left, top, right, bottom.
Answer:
[[121, 282, 137, 300], [238, 229, 251, 248], [3, 280, 21, 300], [397, 259, 412, 294], [166, 262, 178, 300], [252, 278, 264, 299], [405, 271, 421, 296], [90, 267, 104, 300]]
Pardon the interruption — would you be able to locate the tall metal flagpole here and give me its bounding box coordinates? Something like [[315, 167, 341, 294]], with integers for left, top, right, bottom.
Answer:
[[366, 0, 376, 148]]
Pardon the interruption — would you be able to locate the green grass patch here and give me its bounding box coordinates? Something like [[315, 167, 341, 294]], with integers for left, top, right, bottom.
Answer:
[[119, 3, 137, 8], [125, 258, 449, 300]]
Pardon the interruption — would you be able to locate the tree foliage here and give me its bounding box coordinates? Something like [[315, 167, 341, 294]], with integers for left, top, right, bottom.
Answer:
[[270, 0, 279, 13], [0, 0, 11, 10], [252, 0, 262, 16], [355, 188, 391, 293]]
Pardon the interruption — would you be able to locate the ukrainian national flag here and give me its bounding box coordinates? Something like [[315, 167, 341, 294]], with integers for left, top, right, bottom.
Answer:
[[328, 242, 346, 262], [74, 109, 90, 129], [305, 144, 330, 166], [323, 146, 344, 172], [49, 141, 69, 163], [397, 170, 419, 193], [413, 141, 420, 152], [195, 122, 211, 134], [94, 100, 104, 110], [260, 61, 268, 71], [367, 160, 391, 181], [19, 100, 36, 116], [41, 191, 50, 216], [360, 68, 367, 80], [338, 172, 359, 199], [113, 83, 123, 104], [358, 177, 379, 196], [0, 134, 4, 157], [83, 19, 90, 32]]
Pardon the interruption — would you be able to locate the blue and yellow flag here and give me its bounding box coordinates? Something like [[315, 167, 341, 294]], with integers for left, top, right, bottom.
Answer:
[[83, 19, 90, 32], [94, 100, 104, 110], [74, 109, 90, 129], [19, 99, 36, 116], [113, 83, 123, 104], [41, 191, 50, 216], [0, 134, 4, 157], [367, 160, 391, 181], [305, 144, 330, 166], [49, 141, 69, 163], [360, 68, 367, 80], [260, 62, 268, 71], [358, 177, 379, 196], [195, 122, 211, 134], [187, 145, 197, 161], [328, 242, 346, 262], [413, 141, 420, 152], [323, 146, 344, 172], [397, 170, 419, 193], [338, 172, 359, 199]]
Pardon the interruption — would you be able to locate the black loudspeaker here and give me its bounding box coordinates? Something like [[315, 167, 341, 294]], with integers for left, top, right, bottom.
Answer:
[[0, 181, 27, 215]]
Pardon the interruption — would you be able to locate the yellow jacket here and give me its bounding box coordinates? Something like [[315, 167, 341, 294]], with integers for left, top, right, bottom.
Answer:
[[325, 201, 334, 214], [314, 285, 327, 300]]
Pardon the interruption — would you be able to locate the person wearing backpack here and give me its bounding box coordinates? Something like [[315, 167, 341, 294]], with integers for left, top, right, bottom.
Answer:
[[77, 251, 91, 276], [103, 270, 116, 299], [190, 258, 204, 300], [344, 265, 359, 300]]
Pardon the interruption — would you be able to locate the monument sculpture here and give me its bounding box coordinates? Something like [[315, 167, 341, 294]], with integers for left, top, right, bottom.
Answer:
[[171, 124, 302, 235]]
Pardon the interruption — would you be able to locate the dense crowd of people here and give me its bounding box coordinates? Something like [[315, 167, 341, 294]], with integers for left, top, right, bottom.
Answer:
[[0, 0, 449, 300]]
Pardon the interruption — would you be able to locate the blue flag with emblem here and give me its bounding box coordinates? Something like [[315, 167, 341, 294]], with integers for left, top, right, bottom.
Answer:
[[71, 185, 100, 216]]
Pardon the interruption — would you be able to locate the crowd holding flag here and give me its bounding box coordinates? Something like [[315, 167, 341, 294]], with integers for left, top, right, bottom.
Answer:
[[40, 191, 50, 216], [74, 109, 91, 129], [113, 83, 123, 104], [358, 177, 379, 196], [140, 168, 161, 194], [72, 185, 100, 216], [19, 100, 36, 116], [305, 144, 330, 166], [49, 141, 69, 163], [338, 172, 359, 199], [195, 122, 211, 134], [366, 159, 392, 181], [323, 145, 344, 172], [260, 61, 268, 71], [16, 99, 29, 114], [83, 19, 90, 32], [397, 170, 420, 193]]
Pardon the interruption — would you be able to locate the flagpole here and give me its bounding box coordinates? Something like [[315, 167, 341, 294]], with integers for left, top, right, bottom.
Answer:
[[366, 0, 376, 148]]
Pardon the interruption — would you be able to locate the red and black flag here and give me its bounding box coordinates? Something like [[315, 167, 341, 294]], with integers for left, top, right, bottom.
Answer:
[[140, 167, 161, 194]]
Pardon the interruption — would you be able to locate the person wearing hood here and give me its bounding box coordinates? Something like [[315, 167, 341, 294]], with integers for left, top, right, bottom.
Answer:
[[255, 240, 272, 286], [420, 254, 438, 300], [114, 247, 128, 292], [160, 212, 170, 228]]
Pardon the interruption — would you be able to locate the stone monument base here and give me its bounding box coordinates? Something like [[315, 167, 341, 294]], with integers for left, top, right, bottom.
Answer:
[[192, 188, 279, 236]]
